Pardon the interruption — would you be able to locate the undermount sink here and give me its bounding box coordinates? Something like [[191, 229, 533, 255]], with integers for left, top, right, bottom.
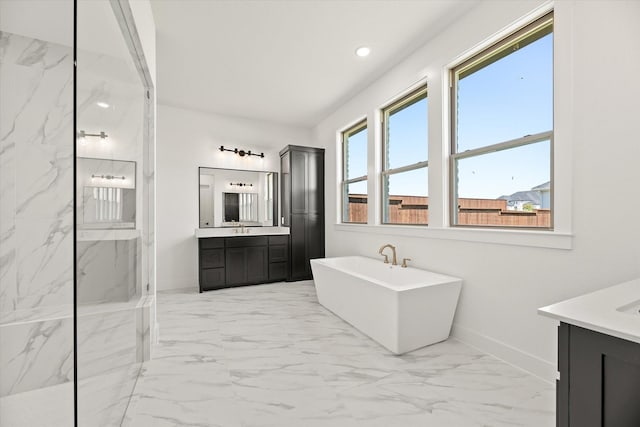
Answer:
[[616, 299, 640, 315]]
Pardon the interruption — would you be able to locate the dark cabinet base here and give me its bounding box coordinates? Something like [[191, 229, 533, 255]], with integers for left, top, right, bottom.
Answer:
[[557, 323, 640, 427], [199, 235, 289, 292]]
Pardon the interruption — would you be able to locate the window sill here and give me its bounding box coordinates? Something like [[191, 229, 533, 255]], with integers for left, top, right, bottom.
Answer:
[[333, 223, 572, 250]]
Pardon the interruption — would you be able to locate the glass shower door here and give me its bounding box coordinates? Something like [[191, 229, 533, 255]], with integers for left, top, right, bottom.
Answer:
[[75, 0, 154, 424]]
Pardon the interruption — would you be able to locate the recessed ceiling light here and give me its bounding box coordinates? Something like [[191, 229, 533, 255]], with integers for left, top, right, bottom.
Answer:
[[355, 46, 371, 57], [97, 101, 110, 109]]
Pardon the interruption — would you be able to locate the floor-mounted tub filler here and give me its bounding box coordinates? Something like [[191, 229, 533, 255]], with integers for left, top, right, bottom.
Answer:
[[310, 256, 462, 355]]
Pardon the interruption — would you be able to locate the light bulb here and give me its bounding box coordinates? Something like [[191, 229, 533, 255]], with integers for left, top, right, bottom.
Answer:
[[355, 46, 371, 57]]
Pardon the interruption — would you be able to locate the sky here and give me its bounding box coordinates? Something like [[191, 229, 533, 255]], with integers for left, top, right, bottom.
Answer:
[[345, 32, 553, 201]]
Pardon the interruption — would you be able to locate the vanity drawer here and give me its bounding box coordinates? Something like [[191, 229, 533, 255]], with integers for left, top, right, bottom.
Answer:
[[225, 236, 268, 248], [269, 244, 288, 263], [268, 235, 289, 246], [200, 238, 224, 249], [201, 248, 224, 268]]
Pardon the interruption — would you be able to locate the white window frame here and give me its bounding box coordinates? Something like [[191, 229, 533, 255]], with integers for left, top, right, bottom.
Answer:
[[450, 11, 554, 230], [341, 119, 368, 224], [335, 5, 571, 249], [381, 85, 429, 225]]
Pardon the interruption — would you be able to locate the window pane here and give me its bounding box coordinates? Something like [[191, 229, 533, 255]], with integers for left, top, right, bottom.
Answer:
[[383, 167, 428, 225], [456, 32, 553, 152], [386, 96, 427, 169], [345, 126, 367, 180], [455, 140, 551, 228], [343, 180, 367, 223]]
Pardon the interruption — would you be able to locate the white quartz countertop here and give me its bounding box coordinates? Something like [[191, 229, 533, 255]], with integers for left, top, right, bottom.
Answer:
[[538, 278, 640, 345], [195, 226, 290, 238]]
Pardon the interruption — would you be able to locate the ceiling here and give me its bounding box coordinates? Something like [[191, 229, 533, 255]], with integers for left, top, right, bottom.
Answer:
[[150, 0, 479, 127]]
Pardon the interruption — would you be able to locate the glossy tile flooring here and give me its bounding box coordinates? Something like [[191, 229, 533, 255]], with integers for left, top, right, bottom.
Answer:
[[123, 281, 554, 427]]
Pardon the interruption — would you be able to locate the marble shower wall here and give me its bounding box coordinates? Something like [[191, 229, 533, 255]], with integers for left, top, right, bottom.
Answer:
[[76, 238, 140, 304], [0, 31, 74, 400], [0, 31, 74, 314]]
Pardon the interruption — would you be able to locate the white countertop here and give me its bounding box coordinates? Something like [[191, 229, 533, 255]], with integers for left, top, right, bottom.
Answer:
[[195, 226, 290, 238], [538, 278, 640, 345]]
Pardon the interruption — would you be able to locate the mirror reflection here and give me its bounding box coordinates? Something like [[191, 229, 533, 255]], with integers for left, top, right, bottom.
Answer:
[[77, 157, 136, 229], [199, 167, 277, 228]]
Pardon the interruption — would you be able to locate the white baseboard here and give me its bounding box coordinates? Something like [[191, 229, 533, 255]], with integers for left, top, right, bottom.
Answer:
[[451, 323, 556, 384]]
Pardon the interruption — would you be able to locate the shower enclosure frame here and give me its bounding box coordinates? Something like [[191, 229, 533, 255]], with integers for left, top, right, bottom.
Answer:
[[73, 0, 156, 424]]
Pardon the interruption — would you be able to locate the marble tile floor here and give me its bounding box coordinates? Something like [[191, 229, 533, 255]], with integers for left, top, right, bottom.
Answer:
[[123, 281, 554, 427]]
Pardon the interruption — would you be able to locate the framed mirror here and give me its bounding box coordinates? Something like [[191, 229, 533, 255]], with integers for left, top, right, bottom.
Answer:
[[199, 167, 278, 228]]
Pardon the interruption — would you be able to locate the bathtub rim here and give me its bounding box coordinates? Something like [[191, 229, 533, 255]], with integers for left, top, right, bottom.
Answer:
[[310, 256, 462, 292]]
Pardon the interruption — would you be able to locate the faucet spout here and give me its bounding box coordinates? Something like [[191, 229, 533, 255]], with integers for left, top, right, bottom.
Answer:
[[378, 244, 397, 266]]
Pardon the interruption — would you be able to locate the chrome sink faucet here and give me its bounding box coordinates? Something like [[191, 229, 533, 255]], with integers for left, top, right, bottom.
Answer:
[[378, 244, 397, 266]]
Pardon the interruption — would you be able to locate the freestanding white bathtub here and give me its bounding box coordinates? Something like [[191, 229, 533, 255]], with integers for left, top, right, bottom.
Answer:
[[310, 256, 462, 355]]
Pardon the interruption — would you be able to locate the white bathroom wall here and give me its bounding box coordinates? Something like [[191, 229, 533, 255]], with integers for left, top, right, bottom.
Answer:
[[0, 0, 72, 47], [156, 104, 311, 290], [314, 0, 640, 381]]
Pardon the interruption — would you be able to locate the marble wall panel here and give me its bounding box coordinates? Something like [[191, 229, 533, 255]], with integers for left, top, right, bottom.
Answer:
[[14, 217, 73, 310], [76, 238, 138, 304], [0, 381, 73, 427], [0, 142, 16, 313], [77, 307, 137, 379], [0, 31, 74, 400], [0, 317, 74, 397], [136, 298, 151, 362], [0, 31, 74, 314]]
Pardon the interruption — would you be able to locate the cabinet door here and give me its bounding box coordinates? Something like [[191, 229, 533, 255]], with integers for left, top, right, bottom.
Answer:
[[225, 247, 247, 285], [246, 246, 268, 284], [281, 152, 290, 226], [563, 324, 640, 427], [201, 268, 225, 291], [307, 151, 324, 216], [269, 262, 287, 282], [291, 150, 307, 214], [306, 213, 324, 264], [290, 214, 308, 280]]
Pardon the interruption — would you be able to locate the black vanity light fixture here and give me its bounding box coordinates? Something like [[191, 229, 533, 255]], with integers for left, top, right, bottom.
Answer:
[[78, 130, 108, 144], [229, 182, 253, 187], [219, 145, 264, 158], [91, 174, 126, 181]]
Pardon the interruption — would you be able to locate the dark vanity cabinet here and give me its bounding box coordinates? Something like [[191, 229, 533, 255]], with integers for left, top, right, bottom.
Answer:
[[557, 323, 640, 427], [198, 235, 289, 292], [280, 145, 325, 281], [199, 238, 226, 290], [225, 237, 268, 286]]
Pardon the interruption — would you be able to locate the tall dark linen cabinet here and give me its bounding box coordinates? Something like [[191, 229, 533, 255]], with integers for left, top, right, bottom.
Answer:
[[280, 145, 325, 281]]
